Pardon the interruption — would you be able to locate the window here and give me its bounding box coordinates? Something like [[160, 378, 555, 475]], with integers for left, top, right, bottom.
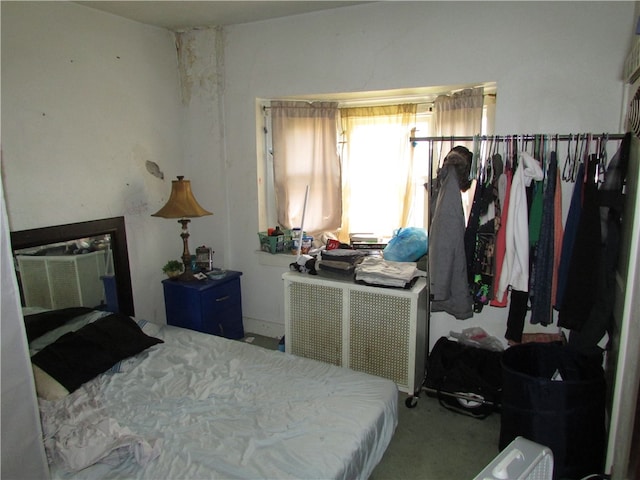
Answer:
[[258, 85, 495, 243], [339, 104, 417, 242]]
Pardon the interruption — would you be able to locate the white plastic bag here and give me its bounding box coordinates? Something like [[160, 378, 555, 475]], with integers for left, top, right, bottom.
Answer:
[[449, 327, 504, 352]]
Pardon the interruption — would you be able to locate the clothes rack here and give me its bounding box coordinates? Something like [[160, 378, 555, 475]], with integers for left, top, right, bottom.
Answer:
[[407, 132, 630, 411], [412, 132, 627, 184], [410, 133, 626, 142]]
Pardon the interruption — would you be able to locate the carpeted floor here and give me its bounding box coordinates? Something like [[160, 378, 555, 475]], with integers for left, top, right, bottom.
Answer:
[[370, 392, 501, 479], [243, 333, 501, 479]]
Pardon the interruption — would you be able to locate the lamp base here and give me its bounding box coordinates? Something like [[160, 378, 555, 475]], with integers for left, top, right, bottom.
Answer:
[[176, 269, 198, 282]]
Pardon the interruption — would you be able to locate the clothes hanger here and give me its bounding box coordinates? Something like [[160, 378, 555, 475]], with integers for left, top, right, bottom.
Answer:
[[473, 136, 480, 181], [562, 133, 574, 182], [597, 133, 608, 185], [580, 133, 592, 184], [437, 137, 445, 169], [484, 136, 496, 186], [538, 134, 548, 183], [572, 133, 583, 182]]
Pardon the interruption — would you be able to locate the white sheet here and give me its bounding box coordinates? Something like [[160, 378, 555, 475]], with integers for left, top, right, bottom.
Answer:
[[42, 323, 398, 480]]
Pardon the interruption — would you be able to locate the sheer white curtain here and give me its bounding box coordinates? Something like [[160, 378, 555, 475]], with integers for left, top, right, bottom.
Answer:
[[433, 87, 484, 219], [339, 104, 417, 243], [270, 101, 341, 234], [434, 87, 484, 132]]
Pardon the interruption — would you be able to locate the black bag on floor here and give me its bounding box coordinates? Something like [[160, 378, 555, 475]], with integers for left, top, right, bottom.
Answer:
[[425, 337, 503, 419]]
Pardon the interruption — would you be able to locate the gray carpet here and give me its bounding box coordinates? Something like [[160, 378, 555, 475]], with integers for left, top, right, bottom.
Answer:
[[371, 392, 501, 479], [243, 334, 501, 479]]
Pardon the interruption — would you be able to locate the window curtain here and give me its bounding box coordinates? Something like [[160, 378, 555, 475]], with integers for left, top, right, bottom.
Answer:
[[433, 88, 484, 220], [270, 101, 341, 234], [433, 87, 484, 171], [339, 104, 417, 243]]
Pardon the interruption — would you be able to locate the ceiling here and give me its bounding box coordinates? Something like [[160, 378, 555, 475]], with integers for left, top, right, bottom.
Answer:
[[75, 1, 371, 30]]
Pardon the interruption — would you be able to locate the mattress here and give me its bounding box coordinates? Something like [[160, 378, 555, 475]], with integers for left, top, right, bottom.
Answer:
[[36, 320, 398, 480]]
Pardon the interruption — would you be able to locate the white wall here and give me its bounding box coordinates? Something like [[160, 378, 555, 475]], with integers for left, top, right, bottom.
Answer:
[[1, 2, 186, 323], [1, 1, 636, 344], [1, 183, 49, 480], [213, 1, 634, 342]]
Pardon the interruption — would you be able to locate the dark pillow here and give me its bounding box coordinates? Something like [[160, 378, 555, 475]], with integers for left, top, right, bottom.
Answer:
[[24, 307, 95, 342], [31, 313, 163, 393]]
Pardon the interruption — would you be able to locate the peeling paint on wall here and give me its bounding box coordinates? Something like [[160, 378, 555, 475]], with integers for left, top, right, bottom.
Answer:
[[175, 32, 195, 105], [174, 27, 225, 107], [145, 160, 164, 179]]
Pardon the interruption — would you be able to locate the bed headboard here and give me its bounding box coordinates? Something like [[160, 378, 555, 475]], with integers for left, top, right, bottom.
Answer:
[[10, 216, 135, 316]]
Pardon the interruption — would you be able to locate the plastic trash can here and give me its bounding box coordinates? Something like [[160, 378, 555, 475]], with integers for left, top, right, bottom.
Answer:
[[499, 343, 606, 479]]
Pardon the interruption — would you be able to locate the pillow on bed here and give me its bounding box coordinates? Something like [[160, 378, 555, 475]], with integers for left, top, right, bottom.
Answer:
[[32, 365, 70, 401], [24, 307, 95, 342], [28, 309, 113, 356], [31, 313, 163, 397]]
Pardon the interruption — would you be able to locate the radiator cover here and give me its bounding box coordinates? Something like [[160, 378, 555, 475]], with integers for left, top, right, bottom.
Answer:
[[284, 272, 427, 393], [17, 251, 107, 310]]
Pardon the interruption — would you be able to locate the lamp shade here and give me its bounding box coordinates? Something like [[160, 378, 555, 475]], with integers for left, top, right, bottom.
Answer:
[[151, 176, 212, 219]]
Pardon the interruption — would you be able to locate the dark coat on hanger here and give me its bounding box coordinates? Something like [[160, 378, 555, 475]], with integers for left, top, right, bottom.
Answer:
[[429, 164, 473, 320]]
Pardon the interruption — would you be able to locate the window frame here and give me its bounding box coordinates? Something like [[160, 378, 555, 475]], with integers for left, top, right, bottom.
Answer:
[[257, 84, 495, 241]]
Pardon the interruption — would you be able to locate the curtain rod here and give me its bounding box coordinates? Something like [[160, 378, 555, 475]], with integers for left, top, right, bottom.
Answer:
[[411, 133, 626, 142]]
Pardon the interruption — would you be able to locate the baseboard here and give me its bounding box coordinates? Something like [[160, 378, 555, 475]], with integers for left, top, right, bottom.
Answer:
[[243, 316, 284, 339]]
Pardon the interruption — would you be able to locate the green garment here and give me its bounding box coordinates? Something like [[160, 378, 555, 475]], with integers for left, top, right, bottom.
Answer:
[[529, 180, 544, 246]]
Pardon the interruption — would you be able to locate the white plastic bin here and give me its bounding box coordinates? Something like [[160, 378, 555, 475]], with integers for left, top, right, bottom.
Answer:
[[473, 436, 553, 480]]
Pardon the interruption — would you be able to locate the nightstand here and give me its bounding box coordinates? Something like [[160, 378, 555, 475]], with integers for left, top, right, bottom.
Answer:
[[162, 271, 244, 339]]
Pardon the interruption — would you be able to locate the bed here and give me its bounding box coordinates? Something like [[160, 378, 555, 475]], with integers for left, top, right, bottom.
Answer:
[[11, 218, 398, 480]]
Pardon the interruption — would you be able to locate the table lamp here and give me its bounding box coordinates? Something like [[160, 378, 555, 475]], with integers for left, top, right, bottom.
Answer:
[[152, 176, 212, 281]]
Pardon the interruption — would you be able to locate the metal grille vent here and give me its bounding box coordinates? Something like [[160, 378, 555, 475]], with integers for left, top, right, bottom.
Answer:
[[349, 290, 410, 388], [627, 83, 640, 140], [18, 257, 53, 309], [17, 252, 106, 310], [288, 282, 343, 365], [624, 37, 640, 84], [48, 260, 82, 308]]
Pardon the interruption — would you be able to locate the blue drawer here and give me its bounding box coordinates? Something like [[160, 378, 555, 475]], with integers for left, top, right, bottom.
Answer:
[[163, 271, 244, 339]]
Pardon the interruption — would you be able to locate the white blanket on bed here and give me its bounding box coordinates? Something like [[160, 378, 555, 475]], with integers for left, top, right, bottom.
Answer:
[[40, 384, 162, 471], [42, 323, 398, 480]]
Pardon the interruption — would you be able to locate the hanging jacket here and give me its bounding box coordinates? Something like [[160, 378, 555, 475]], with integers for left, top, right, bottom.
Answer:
[[551, 167, 564, 307], [566, 134, 630, 345], [530, 153, 558, 325], [491, 168, 512, 307], [555, 163, 585, 309], [429, 164, 473, 320], [558, 157, 601, 330], [496, 152, 543, 300]]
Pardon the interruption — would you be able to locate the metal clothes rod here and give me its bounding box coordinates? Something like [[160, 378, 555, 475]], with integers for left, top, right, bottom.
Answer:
[[411, 133, 626, 142]]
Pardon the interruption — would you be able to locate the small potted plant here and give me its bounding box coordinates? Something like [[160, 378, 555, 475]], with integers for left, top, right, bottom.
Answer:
[[162, 260, 183, 279]]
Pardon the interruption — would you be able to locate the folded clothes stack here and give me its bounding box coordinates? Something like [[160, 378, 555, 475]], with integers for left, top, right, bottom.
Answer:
[[317, 249, 365, 277], [354, 256, 426, 288]]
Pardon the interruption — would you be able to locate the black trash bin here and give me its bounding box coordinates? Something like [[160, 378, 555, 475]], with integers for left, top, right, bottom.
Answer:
[[499, 342, 606, 480]]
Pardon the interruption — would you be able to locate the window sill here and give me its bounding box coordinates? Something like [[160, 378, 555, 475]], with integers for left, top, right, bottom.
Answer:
[[255, 250, 297, 267]]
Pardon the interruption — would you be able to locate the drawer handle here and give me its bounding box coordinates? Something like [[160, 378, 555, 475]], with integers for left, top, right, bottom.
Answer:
[[216, 295, 230, 302]]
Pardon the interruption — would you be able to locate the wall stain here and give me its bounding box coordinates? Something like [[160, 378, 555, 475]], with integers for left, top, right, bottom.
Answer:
[[174, 27, 224, 106], [175, 32, 195, 105], [145, 160, 164, 179]]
